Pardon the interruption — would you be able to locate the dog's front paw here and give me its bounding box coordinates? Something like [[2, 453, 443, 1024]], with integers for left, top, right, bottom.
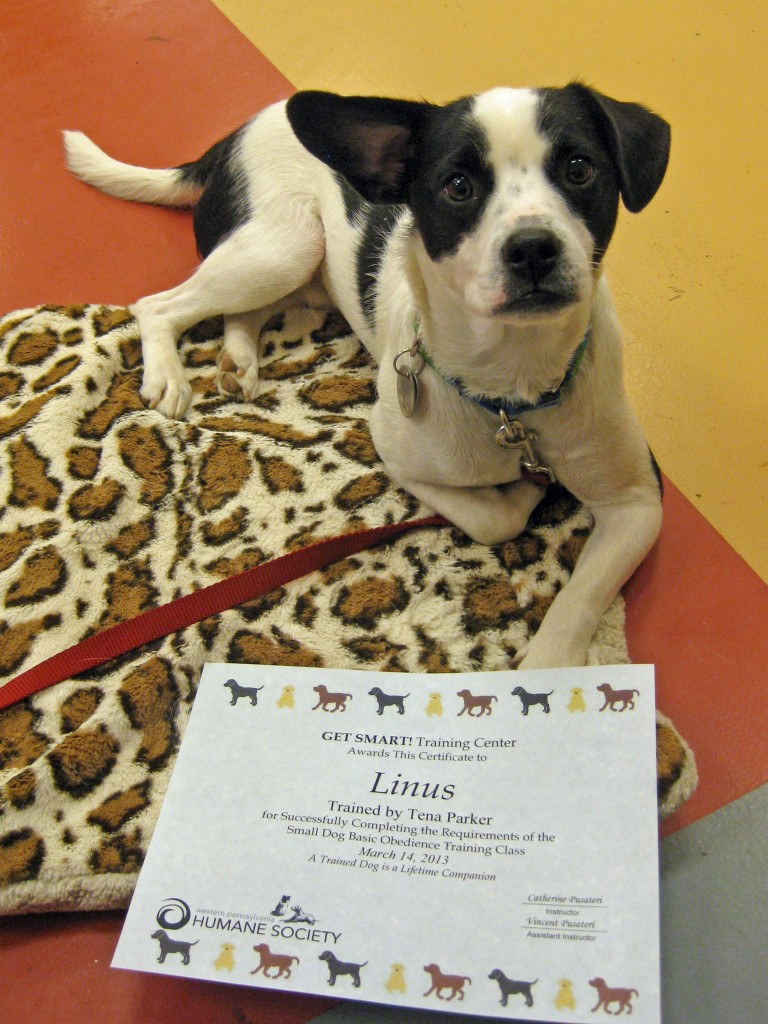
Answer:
[[216, 351, 260, 402], [513, 637, 587, 671], [140, 369, 193, 419]]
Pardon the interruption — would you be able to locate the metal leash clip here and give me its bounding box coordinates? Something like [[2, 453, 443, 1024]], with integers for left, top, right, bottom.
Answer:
[[495, 410, 557, 484], [393, 336, 425, 418]]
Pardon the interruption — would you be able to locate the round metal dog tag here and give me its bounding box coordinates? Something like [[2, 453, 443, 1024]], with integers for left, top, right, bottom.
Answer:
[[397, 368, 419, 418]]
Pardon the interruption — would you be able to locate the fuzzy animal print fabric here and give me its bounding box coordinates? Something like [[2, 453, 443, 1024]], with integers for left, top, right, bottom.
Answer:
[[0, 305, 696, 914]]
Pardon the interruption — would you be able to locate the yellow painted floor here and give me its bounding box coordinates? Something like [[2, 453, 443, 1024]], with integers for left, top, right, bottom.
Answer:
[[217, 0, 768, 583]]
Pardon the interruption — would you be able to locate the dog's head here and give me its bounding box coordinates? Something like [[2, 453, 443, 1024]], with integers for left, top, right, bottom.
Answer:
[[287, 84, 669, 325]]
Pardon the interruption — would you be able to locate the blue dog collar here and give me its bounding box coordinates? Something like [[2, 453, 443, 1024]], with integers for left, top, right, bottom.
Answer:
[[415, 323, 590, 417]]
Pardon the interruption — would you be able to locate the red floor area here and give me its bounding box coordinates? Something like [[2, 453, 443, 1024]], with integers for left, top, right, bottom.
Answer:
[[1, 0, 292, 311], [626, 478, 768, 837], [2, 1, 768, 1021], [1, 910, 334, 1024]]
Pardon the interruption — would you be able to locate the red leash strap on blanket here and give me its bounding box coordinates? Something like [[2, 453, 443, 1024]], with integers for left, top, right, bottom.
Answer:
[[0, 515, 447, 711]]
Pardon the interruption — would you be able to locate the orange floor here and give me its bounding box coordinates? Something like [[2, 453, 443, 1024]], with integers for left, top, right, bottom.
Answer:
[[2, 1, 767, 1021]]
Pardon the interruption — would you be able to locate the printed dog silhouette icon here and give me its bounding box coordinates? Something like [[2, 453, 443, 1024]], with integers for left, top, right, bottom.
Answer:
[[224, 678, 264, 706], [488, 969, 537, 1007], [151, 929, 198, 965], [276, 684, 295, 708], [251, 943, 300, 979], [286, 904, 316, 924], [456, 689, 497, 716], [425, 692, 443, 717], [319, 950, 367, 987], [589, 977, 639, 1014], [213, 942, 236, 972], [312, 684, 353, 712], [554, 978, 577, 1010], [385, 963, 407, 994], [423, 963, 472, 1001], [511, 686, 554, 715], [567, 687, 586, 713], [368, 687, 409, 715], [596, 683, 640, 711]]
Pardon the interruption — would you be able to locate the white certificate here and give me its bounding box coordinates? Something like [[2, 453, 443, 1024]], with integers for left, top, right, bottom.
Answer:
[[113, 663, 660, 1023]]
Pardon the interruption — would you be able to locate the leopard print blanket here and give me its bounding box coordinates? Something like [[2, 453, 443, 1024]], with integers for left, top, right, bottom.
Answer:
[[0, 304, 696, 914]]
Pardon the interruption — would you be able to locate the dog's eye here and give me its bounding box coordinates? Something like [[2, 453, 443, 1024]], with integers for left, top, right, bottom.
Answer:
[[442, 174, 474, 202], [565, 156, 595, 186]]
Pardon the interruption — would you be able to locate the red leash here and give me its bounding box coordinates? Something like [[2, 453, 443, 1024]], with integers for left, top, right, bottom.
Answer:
[[0, 516, 447, 711]]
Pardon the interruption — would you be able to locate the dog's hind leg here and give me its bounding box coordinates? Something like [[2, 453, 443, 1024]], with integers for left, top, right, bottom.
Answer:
[[216, 309, 276, 401], [216, 275, 333, 401], [133, 216, 325, 418]]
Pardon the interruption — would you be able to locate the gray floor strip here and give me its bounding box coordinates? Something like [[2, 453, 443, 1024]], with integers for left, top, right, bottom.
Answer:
[[660, 782, 768, 1023]]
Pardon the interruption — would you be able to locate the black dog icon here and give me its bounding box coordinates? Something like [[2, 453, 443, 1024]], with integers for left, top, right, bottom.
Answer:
[[319, 950, 367, 988], [368, 687, 409, 715], [488, 969, 537, 1007], [224, 678, 264, 706], [511, 686, 553, 715], [151, 929, 198, 965]]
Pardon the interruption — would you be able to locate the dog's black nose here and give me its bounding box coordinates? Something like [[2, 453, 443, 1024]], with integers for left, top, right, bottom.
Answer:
[[503, 229, 562, 284]]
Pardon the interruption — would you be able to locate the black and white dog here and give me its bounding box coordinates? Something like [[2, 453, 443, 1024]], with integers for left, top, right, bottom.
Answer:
[[63, 83, 670, 669]]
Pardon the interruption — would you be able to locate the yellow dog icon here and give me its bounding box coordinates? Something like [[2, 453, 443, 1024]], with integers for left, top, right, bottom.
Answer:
[[567, 687, 586, 713], [425, 693, 443, 717], [385, 963, 407, 994], [554, 978, 576, 1010], [277, 684, 295, 709]]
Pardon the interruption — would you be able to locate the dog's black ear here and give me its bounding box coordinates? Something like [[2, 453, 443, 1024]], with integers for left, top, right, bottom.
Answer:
[[287, 91, 435, 203], [576, 85, 671, 213]]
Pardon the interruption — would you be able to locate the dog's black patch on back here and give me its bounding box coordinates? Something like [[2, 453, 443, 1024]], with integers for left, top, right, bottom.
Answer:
[[178, 125, 251, 258], [536, 88, 621, 261], [357, 203, 405, 327], [336, 172, 369, 225], [408, 98, 494, 261], [334, 172, 405, 328], [333, 173, 404, 327]]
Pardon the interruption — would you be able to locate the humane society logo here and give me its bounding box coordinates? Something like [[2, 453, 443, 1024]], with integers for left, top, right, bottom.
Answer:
[[150, 893, 342, 967], [156, 897, 192, 930]]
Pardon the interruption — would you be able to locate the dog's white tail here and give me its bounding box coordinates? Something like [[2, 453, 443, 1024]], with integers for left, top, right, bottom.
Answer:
[[62, 131, 202, 207]]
